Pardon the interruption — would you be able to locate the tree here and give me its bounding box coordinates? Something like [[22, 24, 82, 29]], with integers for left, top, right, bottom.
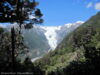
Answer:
[[0, 0, 43, 72]]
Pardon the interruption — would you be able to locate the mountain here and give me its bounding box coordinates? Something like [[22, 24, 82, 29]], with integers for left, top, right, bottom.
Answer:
[[0, 21, 84, 59], [34, 12, 100, 75], [22, 26, 51, 58], [56, 21, 84, 45], [22, 21, 83, 59]]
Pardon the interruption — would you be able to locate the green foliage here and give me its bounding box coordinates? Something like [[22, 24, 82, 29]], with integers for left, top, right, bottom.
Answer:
[[0, 0, 43, 22], [0, 0, 44, 73], [34, 12, 100, 75], [0, 27, 4, 34], [0, 28, 45, 74], [0, 28, 26, 62]]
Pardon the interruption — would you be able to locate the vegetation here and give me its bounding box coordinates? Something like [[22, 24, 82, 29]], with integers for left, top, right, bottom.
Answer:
[[0, 0, 44, 74], [0, 0, 100, 75], [34, 12, 100, 75], [0, 27, 45, 74]]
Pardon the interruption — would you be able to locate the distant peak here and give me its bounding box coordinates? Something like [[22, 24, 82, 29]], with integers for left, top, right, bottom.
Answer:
[[64, 21, 84, 28], [76, 21, 84, 24]]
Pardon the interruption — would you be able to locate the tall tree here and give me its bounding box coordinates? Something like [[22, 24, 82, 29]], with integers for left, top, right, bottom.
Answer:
[[0, 0, 43, 72]]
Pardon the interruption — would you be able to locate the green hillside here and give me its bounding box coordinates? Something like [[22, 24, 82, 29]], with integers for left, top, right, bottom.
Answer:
[[34, 12, 100, 75], [22, 29, 50, 58]]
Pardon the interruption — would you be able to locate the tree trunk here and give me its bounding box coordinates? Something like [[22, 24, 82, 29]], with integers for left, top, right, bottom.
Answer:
[[11, 27, 15, 72]]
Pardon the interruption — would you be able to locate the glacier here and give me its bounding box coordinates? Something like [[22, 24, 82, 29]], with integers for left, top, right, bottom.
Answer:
[[39, 21, 84, 50], [40, 26, 61, 50]]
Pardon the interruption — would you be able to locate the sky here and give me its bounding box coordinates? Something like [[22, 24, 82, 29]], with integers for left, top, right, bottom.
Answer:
[[37, 0, 100, 26]]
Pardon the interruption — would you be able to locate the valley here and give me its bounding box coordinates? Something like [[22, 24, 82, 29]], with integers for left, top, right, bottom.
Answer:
[[0, 0, 100, 75], [22, 21, 84, 59]]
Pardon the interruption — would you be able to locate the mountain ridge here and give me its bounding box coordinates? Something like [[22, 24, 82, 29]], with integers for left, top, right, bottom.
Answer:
[[34, 12, 100, 75], [0, 21, 84, 59]]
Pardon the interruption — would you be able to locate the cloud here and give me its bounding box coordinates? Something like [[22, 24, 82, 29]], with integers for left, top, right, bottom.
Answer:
[[95, 2, 100, 10], [86, 2, 93, 8], [86, 2, 100, 10]]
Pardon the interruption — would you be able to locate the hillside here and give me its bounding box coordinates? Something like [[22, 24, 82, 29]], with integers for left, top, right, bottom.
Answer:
[[22, 27, 50, 58], [34, 12, 100, 75]]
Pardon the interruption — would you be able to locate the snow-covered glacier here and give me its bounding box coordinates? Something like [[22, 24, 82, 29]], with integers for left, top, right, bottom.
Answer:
[[40, 26, 61, 50], [39, 21, 84, 50]]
